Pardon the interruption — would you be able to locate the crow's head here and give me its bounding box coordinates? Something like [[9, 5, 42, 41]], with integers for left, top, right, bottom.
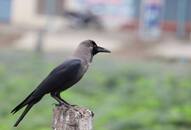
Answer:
[[80, 40, 111, 56]]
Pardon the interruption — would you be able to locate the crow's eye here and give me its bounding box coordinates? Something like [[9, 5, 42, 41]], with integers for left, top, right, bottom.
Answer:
[[90, 40, 97, 47]]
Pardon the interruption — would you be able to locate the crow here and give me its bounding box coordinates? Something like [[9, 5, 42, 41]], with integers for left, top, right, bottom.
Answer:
[[11, 40, 110, 127]]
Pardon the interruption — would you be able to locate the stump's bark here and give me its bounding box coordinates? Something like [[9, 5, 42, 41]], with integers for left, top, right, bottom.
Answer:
[[52, 105, 93, 130]]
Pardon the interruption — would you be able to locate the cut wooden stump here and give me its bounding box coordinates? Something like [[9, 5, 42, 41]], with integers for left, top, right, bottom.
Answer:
[[52, 105, 93, 130]]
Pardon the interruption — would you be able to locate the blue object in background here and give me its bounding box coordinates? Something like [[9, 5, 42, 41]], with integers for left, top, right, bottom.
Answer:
[[0, 0, 12, 22], [139, 0, 163, 40], [144, 4, 161, 29]]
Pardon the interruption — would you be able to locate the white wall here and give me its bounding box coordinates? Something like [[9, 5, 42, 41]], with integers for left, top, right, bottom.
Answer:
[[11, 0, 47, 28]]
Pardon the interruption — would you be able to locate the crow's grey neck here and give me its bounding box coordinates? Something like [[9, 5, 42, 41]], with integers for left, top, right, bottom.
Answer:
[[73, 47, 93, 63]]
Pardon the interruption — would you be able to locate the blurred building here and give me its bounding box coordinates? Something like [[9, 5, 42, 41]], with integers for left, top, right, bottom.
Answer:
[[0, 0, 190, 36], [0, 0, 64, 28]]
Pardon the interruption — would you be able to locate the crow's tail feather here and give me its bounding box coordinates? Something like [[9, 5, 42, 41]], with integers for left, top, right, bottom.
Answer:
[[13, 104, 33, 127], [11, 91, 34, 114]]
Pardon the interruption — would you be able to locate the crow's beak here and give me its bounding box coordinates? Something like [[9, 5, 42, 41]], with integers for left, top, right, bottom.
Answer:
[[97, 46, 111, 53]]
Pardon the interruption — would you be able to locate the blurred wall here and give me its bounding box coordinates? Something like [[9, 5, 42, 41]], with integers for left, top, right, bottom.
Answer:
[[11, 0, 64, 29], [11, 0, 47, 27]]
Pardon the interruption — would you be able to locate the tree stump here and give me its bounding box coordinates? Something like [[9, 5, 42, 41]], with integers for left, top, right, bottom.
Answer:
[[52, 105, 93, 130]]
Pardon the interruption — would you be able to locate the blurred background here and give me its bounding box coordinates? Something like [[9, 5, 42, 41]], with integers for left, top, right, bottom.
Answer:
[[0, 0, 191, 130]]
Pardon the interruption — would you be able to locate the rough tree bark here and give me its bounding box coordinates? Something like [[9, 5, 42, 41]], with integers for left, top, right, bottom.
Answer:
[[52, 105, 93, 130]]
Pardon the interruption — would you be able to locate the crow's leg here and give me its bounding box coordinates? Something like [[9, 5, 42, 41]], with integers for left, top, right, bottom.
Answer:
[[57, 93, 71, 105], [56, 92, 78, 107], [51, 92, 71, 107], [59, 94, 78, 107]]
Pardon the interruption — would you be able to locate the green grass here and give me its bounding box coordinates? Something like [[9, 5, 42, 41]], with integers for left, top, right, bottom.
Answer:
[[0, 51, 191, 130]]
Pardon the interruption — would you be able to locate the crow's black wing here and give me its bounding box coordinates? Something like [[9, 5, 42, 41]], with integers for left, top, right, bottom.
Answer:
[[50, 59, 81, 75], [12, 59, 82, 113], [32, 59, 82, 96]]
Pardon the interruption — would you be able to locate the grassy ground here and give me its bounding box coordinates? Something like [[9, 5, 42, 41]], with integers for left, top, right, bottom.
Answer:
[[1, 50, 191, 130]]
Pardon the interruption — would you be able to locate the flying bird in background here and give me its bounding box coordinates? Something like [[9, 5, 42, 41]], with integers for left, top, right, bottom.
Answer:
[[11, 40, 110, 127]]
